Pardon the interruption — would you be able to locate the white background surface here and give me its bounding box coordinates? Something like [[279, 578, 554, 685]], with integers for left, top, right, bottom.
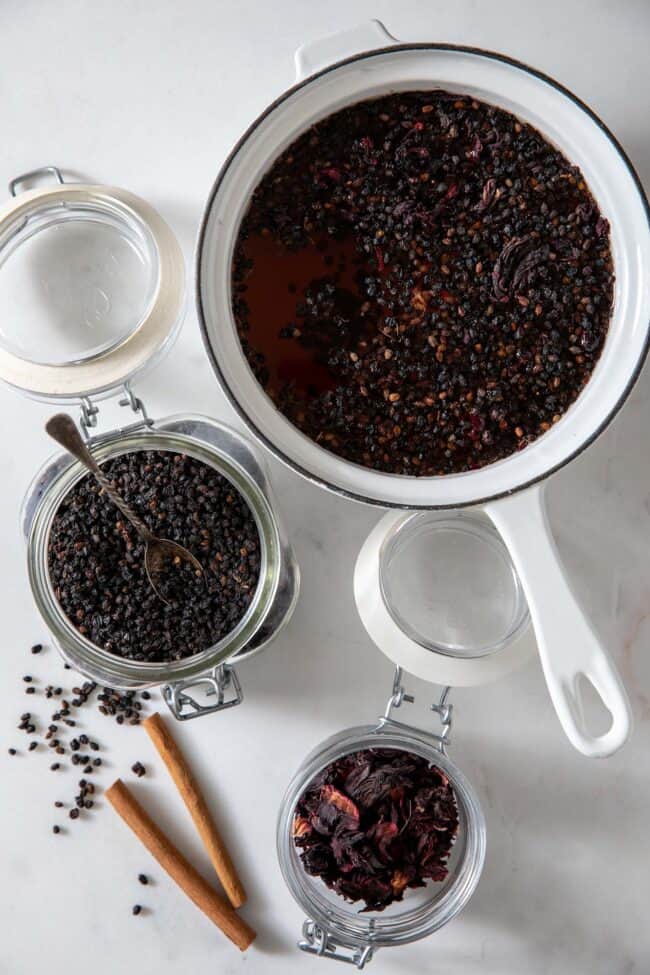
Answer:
[[0, 2, 649, 973]]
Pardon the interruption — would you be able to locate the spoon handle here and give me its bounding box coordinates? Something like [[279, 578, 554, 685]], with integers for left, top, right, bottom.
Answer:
[[45, 414, 154, 542], [88, 464, 154, 542]]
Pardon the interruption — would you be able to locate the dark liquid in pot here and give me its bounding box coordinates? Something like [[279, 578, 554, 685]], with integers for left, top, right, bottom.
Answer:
[[232, 91, 614, 476], [237, 232, 361, 398]]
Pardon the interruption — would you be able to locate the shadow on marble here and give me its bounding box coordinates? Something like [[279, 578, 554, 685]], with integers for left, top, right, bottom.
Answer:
[[450, 730, 647, 973]]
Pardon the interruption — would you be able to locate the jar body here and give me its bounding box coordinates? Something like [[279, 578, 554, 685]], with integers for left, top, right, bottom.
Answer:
[[22, 413, 299, 711], [276, 719, 485, 963]]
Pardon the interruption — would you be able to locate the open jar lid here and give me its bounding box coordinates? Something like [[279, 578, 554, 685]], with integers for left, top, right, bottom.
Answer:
[[354, 510, 536, 686], [0, 167, 185, 400]]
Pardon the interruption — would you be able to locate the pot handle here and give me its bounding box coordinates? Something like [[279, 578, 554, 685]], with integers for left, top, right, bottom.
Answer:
[[295, 20, 399, 82], [485, 484, 631, 757]]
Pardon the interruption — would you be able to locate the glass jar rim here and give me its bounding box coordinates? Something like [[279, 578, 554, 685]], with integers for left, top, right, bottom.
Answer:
[[276, 721, 486, 950], [26, 425, 282, 688]]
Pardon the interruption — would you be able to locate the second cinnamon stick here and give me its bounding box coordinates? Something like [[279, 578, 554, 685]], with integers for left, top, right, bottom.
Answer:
[[106, 779, 255, 950], [143, 712, 246, 909]]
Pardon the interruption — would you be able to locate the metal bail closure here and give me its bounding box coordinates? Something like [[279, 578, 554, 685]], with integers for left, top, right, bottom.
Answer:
[[78, 381, 154, 441], [299, 920, 375, 969], [0, 168, 185, 400], [377, 666, 453, 754], [162, 664, 243, 721]]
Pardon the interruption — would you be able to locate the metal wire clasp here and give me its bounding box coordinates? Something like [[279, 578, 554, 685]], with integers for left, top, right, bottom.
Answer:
[[299, 920, 375, 969], [80, 396, 100, 437], [9, 165, 64, 197], [383, 666, 415, 716], [162, 664, 243, 721], [379, 666, 453, 754], [430, 685, 453, 754], [79, 382, 154, 440]]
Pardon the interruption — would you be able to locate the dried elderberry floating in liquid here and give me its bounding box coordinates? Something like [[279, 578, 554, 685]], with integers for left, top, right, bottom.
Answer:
[[47, 451, 261, 662], [293, 748, 459, 912], [233, 91, 614, 475]]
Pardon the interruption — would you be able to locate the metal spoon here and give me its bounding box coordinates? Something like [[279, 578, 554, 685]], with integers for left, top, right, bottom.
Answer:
[[45, 413, 204, 606]]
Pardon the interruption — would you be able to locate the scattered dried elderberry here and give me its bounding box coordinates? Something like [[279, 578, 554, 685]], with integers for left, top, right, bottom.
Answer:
[[233, 91, 613, 476], [96, 688, 149, 726], [12, 654, 152, 840], [293, 747, 458, 911]]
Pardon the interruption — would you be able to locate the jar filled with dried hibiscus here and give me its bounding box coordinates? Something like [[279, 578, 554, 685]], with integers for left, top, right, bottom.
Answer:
[[0, 167, 298, 719], [277, 669, 485, 967]]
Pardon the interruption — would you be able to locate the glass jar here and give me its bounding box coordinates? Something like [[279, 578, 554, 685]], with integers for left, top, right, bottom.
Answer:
[[0, 167, 299, 719], [277, 669, 486, 968], [21, 412, 298, 718]]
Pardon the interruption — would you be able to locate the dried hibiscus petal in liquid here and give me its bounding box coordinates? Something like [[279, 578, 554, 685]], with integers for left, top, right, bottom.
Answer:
[[292, 747, 459, 912]]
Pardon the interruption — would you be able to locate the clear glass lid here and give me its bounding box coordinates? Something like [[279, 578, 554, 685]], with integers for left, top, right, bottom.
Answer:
[[0, 196, 157, 365], [379, 511, 529, 658], [0, 167, 185, 400], [354, 510, 535, 687]]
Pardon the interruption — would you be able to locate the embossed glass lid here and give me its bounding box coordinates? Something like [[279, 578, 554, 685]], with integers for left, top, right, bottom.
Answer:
[[379, 512, 529, 658], [0, 167, 185, 400], [355, 510, 536, 687]]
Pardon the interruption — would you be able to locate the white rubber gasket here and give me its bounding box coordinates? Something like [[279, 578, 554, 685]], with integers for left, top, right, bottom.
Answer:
[[0, 185, 185, 399], [354, 510, 537, 686]]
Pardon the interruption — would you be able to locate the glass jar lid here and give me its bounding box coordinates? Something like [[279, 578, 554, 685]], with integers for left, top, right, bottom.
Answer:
[[355, 510, 536, 686], [380, 512, 528, 657], [0, 167, 185, 400]]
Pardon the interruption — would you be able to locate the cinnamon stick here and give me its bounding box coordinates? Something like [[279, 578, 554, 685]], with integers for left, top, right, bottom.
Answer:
[[105, 779, 255, 951], [143, 712, 247, 909]]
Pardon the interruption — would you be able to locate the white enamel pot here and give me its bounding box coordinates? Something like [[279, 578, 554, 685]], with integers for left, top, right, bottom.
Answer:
[[197, 22, 650, 757]]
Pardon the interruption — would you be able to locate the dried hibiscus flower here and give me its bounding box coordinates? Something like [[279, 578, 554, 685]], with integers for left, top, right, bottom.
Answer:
[[292, 747, 459, 911]]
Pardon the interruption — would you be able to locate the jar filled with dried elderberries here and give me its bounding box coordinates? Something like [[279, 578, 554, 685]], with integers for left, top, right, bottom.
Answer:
[[276, 669, 486, 968], [0, 167, 298, 719]]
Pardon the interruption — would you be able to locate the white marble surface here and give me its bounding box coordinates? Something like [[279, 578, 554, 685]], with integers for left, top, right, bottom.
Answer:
[[0, 1, 649, 972]]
